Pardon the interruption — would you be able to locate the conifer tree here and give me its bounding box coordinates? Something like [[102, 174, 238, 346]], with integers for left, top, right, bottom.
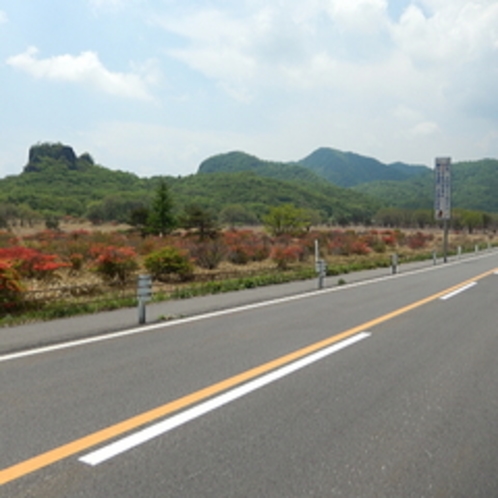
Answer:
[[148, 179, 175, 236]]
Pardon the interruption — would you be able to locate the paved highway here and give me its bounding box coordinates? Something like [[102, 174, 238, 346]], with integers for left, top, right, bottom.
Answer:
[[1, 253, 498, 496]]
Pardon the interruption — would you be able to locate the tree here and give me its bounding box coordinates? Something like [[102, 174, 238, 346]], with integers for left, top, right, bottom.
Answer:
[[147, 179, 175, 236], [129, 206, 151, 237], [461, 210, 483, 234], [0, 203, 18, 228], [262, 204, 309, 236], [219, 204, 259, 227], [412, 209, 433, 229], [180, 204, 218, 240]]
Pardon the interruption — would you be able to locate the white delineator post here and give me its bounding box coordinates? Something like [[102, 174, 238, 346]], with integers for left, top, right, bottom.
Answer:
[[315, 240, 326, 289], [137, 274, 152, 324]]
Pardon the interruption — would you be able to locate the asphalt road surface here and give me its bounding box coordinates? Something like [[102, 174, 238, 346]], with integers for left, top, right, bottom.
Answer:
[[1, 252, 498, 497]]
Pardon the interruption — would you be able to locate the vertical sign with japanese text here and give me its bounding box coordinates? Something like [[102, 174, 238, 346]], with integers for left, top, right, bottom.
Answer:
[[434, 157, 451, 221]]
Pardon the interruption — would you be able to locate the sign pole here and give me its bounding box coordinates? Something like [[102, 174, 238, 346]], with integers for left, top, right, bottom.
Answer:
[[443, 219, 449, 263], [434, 157, 451, 264]]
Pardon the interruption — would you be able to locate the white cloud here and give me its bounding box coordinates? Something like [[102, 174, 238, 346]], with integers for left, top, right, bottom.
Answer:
[[392, 2, 498, 65], [410, 121, 440, 137], [390, 1, 498, 123], [154, 1, 498, 112], [0, 10, 7, 24], [6, 47, 156, 100], [156, 1, 394, 100], [325, 0, 389, 33]]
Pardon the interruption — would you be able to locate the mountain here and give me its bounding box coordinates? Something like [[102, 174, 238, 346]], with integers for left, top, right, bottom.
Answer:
[[0, 143, 148, 217], [198, 151, 324, 184], [0, 143, 382, 226], [298, 148, 430, 187]]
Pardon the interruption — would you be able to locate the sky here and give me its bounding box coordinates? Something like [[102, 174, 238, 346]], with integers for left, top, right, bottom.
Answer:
[[1, 0, 498, 178]]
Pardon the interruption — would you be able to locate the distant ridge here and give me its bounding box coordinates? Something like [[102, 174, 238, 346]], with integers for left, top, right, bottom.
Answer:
[[298, 147, 429, 187], [198, 151, 324, 184], [198, 148, 430, 188]]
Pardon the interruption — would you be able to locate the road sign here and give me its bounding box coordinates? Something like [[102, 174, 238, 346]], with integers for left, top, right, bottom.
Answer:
[[137, 274, 152, 302], [434, 157, 451, 220]]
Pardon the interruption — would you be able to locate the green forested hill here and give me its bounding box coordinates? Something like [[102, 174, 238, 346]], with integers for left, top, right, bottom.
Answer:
[[0, 143, 382, 225], [354, 159, 498, 212], [198, 149, 430, 188], [298, 147, 430, 187], [0, 153, 149, 217], [197, 151, 324, 184], [174, 171, 381, 223]]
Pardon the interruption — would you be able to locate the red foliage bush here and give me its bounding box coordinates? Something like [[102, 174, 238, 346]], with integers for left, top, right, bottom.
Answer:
[[270, 244, 304, 269], [326, 230, 373, 256], [406, 231, 432, 250], [381, 230, 397, 247], [90, 245, 138, 283], [224, 230, 271, 265], [0, 246, 69, 280], [349, 240, 372, 255]]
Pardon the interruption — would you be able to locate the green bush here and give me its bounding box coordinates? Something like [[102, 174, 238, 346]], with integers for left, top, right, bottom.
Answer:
[[144, 247, 194, 281]]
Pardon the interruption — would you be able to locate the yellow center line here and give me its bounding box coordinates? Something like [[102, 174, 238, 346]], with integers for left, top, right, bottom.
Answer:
[[1, 268, 496, 486]]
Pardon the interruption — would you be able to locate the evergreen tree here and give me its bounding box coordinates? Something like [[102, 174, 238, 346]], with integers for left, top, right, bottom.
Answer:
[[148, 179, 175, 236], [180, 204, 218, 240]]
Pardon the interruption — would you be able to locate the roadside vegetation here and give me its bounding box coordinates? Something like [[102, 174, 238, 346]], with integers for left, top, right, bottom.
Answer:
[[0, 220, 494, 327]]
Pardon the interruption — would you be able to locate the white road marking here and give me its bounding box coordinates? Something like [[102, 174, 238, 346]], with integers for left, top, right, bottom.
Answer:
[[439, 282, 477, 300], [79, 332, 371, 466]]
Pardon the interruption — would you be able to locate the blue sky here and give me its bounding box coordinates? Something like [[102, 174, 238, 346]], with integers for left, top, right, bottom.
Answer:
[[1, 0, 497, 178]]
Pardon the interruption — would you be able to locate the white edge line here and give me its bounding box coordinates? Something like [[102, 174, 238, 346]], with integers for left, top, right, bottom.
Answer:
[[439, 282, 477, 301], [1, 250, 496, 363], [79, 332, 371, 466]]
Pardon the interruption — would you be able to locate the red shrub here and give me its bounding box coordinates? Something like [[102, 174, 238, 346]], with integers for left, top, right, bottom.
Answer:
[[223, 230, 271, 265], [0, 246, 69, 280], [350, 240, 371, 255], [270, 244, 304, 269], [90, 245, 138, 283], [381, 230, 396, 247], [406, 231, 431, 250]]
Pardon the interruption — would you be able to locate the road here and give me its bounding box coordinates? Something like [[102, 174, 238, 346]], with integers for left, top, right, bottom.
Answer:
[[1, 253, 498, 496]]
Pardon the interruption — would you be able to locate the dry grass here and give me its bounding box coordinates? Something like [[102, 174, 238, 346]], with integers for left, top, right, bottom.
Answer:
[[10, 220, 131, 237]]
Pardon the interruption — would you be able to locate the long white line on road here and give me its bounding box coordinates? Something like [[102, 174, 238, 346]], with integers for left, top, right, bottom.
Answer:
[[439, 282, 477, 301], [80, 332, 371, 466]]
